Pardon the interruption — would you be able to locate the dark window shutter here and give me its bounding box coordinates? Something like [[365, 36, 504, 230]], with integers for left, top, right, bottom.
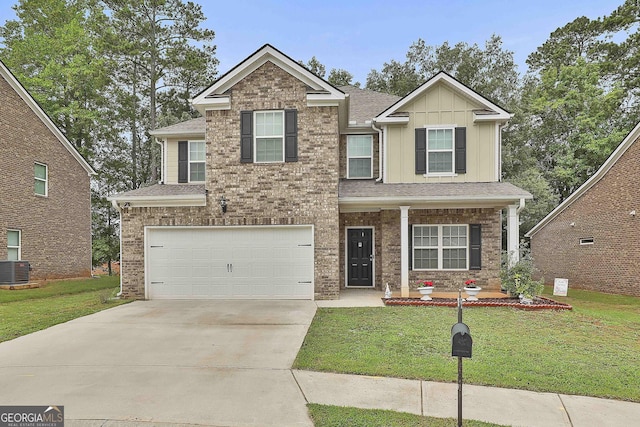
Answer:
[[469, 224, 481, 270], [178, 141, 188, 183], [455, 127, 466, 174], [240, 110, 253, 163], [415, 128, 426, 174], [408, 224, 413, 271], [285, 109, 298, 162]]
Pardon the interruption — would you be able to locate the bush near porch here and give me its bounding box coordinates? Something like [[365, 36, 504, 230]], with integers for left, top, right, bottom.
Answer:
[[294, 287, 640, 402]]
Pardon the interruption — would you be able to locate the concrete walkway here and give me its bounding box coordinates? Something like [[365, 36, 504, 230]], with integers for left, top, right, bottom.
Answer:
[[293, 370, 640, 427]]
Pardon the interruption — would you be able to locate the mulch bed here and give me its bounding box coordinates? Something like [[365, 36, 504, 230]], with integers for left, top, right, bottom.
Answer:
[[383, 296, 573, 310]]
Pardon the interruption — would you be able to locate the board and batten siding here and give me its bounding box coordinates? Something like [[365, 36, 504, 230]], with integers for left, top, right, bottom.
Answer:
[[385, 82, 499, 183]]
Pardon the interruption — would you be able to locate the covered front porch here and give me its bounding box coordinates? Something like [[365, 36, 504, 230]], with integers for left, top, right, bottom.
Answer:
[[338, 180, 533, 297]]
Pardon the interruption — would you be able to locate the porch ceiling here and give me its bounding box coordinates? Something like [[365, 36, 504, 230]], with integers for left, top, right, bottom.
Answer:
[[338, 180, 532, 212]]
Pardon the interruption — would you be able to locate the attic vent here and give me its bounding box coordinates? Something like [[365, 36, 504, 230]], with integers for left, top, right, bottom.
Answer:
[[0, 260, 31, 284], [579, 237, 594, 245]]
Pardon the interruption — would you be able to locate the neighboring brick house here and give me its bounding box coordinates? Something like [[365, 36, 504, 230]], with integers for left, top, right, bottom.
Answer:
[[109, 44, 531, 300], [0, 59, 94, 280], [526, 122, 640, 297]]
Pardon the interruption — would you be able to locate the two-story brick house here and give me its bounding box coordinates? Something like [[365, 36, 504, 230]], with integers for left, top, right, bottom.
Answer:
[[109, 44, 531, 300], [0, 59, 94, 280], [526, 122, 640, 297]]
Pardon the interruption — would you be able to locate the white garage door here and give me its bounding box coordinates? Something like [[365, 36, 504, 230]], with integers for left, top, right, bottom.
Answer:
[[146, 226, 314, 300]]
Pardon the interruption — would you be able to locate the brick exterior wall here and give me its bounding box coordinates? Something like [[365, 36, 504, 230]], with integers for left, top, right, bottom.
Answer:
[[340, 208, 502, 292], [530, 136, 640, 296], [0, 73, 92, 280], [120, 61, 341, 299]]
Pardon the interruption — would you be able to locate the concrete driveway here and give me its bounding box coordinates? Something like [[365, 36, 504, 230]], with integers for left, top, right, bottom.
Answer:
[[0, 300, 317, 426]]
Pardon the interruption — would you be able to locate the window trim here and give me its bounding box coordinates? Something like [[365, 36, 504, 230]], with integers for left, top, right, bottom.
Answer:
[[7, 229, 21, 261], [346, 135, 374, 179], [424, 126, 456, 176], [34, 162, 48, 196], [254, 110, 285, 163], [412, 224, 469, 271], [579, 237, 594, 246], [188, 140, 206, 182]]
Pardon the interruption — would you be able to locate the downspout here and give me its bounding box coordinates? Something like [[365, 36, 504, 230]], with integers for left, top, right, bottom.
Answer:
[[372, 121, 383, 182], [110, 199, 124, 297], [155, 138, 166, 184]]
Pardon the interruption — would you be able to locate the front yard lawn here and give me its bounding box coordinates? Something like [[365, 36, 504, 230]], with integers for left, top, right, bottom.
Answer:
[[307, 404, 505, 427], [0, 276, 129, 342], [294, 287, 640, 402]]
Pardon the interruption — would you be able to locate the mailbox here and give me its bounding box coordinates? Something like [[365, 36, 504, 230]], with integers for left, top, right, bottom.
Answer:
[[451, 322, 472, 358]]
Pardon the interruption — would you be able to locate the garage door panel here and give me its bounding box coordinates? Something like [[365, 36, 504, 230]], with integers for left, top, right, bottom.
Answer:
[[147, 226, 313, 300]]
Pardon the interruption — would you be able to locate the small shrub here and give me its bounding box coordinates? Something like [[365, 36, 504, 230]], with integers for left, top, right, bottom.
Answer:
[[501, 249, 544, 299], [98, 287, 118, 304]]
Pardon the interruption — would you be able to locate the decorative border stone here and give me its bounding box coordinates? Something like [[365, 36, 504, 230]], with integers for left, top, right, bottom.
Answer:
[[382, 296, 572, 310]]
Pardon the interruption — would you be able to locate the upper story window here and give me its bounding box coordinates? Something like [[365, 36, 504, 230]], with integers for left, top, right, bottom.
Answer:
[[7, 229, 21, 261], [34, 162, 48, 196], [254, 111, 285, 163], [178, 140, 205, 183], [413, 224, 468, 270], [240, 109, 297, 163], [189, 141, 205, 182], [427, 128, 454, 174], [347, 135, 373, 179], [415, 126, 466, 175]]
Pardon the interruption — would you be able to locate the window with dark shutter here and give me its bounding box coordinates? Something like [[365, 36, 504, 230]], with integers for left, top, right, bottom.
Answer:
[[240, 110, 253, 163], [469, 224, 482, 270], [455, 127, 466, 174], [408, 224, 413, 271], [415, 128, 426, 174], [284, 109, 298, 162], [178, 141, 188, 183]]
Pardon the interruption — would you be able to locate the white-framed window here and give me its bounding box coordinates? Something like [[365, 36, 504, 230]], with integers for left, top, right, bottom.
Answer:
[[427, 128, 454, 174], [34, 162, 48, 196], [254, 110, 284, 163], [189, 141, 205, 182], [7, 229, 21, 261], [580, 237, 594, 245], [413, 224, 468, 270], [347, 135, 373, 179]]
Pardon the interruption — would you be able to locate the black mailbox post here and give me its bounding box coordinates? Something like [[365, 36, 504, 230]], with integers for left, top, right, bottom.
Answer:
[[451, 322, 472, 358]]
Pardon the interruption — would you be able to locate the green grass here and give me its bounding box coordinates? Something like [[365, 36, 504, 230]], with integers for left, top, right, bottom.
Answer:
[[0, 275, 129, 342], [307, 404, 506, 427], [295, 288, 640, 402]]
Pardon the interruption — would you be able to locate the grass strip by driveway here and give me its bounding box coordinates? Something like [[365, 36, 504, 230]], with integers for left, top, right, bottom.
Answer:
[[295, 288, 640, 402], [0, 275, 129, 343], [307, 404, 506, 427]]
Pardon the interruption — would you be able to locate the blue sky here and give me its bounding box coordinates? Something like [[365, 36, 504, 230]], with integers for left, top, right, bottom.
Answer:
[[0, 0, 625, 84]]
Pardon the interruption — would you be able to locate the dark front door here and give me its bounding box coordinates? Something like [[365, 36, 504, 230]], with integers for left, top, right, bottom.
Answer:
[[347, 228, 373, 287]]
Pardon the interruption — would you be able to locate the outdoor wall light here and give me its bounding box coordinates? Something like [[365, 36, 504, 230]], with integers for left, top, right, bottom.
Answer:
[[631, 210, 636, 217], [570, 222, 575, 227], [220, 196, 227, 214]]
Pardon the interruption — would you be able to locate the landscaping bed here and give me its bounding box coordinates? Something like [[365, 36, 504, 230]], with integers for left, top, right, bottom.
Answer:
[[383, 296, 572, 310]]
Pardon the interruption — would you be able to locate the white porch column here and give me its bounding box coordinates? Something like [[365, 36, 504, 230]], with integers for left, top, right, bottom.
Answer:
[[400, 206, 410, 297], [507, 204, 520, 267]]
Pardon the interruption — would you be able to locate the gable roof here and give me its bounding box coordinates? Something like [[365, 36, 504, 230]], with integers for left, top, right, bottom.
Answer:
[[191, 44, 346, 114], [526, 121, 640, 238], [0, 59, 95, 175], [339, 85, 400, 128], [374, 71, 512, 125]]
